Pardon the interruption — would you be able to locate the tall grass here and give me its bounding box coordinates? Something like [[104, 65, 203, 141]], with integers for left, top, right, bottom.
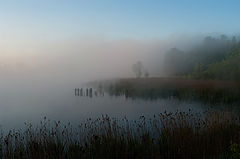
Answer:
[[0, 110, 239, 159], [92, 78, 240, 104]]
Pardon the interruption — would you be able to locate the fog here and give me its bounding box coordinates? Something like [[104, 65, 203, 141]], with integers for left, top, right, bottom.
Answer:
[[0, 35, 211, 128], [0, 35, 204, 85], [0, 34, 238, 128]]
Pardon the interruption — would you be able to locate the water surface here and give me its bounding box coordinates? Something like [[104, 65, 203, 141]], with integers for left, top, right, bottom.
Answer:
[[0, 76, 228, 129]]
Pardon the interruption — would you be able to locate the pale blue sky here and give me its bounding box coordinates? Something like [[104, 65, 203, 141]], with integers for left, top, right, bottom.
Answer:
[[0, 0, 239, 39]]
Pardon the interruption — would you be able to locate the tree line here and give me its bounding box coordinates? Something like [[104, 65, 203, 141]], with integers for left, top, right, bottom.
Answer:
[[163, 35, 240, 81]]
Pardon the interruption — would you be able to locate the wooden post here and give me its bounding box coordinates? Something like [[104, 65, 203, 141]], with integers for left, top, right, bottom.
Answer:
[[86, 88, 88, 97], [80, 88, 83, 96], [89, 88, 92, 97]]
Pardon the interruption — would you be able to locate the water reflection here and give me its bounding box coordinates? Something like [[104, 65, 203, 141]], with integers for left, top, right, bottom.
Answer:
[[0, 80, 234, 131]]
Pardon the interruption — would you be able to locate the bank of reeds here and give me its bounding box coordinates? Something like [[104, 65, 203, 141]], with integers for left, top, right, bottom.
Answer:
[[0, 110, 239, 159], [94, 78, 240, 104]]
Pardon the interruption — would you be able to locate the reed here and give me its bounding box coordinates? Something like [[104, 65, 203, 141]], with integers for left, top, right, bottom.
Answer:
[[0, 110, 239, 159], [94, 78, 240, 104]]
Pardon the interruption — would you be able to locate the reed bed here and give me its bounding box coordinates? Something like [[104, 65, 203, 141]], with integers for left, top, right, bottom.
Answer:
[[0, 110, 239, 159], [94, 78, 240, 104]]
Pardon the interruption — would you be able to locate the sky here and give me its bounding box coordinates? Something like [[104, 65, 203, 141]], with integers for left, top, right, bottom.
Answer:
[[0, 0, 239, 80], [0, 0, 239, 40]]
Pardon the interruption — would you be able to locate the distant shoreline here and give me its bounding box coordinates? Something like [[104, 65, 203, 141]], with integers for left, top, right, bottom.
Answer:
[[95, 77, 240, 89], [88, 77, 240, 104]]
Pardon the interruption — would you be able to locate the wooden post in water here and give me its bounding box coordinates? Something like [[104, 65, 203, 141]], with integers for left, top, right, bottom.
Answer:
[[75, 88, 80, 96], [86, 88, 89, 97], [80, 88, 83, 96], [74, 88, 77, 96], [89, 88, 93, 98]]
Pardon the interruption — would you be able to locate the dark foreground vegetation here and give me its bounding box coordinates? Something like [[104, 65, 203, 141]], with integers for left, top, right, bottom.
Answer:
[[1, 110, 240, 159], [91, 77, 240, 104]]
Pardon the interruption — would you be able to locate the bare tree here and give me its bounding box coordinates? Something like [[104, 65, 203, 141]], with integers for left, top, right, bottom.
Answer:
[[132, 61, 144, 78]]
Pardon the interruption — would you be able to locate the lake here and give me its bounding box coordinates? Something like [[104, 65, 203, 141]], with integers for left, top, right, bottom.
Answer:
[[0, 76, 226, 130]]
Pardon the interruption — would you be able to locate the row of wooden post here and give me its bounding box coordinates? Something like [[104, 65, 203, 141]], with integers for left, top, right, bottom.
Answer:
[[74, 88, 104, 97]]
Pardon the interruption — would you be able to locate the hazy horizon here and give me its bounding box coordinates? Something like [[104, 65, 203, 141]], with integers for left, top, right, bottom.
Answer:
[[0, 1, 240, 82]]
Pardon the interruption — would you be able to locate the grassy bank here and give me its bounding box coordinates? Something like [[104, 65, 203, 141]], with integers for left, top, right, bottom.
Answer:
[[91, 77, 240, 104], [0, 110, 240, 159]]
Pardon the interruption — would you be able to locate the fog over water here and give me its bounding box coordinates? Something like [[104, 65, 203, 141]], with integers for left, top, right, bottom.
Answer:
[[0, 35, 202, 81], [0, 36, 215, 129]]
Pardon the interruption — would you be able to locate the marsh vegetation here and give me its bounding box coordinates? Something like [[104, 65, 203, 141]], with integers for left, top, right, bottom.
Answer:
[[1, 110, 239, 159], [89, 77, 240, 105]]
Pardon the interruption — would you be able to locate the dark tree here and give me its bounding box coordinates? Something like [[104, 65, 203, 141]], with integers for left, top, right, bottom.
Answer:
[[132, 61, 144, 78]]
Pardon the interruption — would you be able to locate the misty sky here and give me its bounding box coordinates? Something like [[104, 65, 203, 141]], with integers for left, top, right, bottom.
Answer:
[[0, 0, 239, 81]]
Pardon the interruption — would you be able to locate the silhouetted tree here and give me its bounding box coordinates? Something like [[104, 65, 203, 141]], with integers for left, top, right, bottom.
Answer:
[[163, 34, 240, 81], [132, 61, 144, 78], [220, 34, 228, 41], [232, 36, 237, 44]]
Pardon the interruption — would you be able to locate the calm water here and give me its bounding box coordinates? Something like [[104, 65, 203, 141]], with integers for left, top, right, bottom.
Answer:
[[0, 77, 224, 129]]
